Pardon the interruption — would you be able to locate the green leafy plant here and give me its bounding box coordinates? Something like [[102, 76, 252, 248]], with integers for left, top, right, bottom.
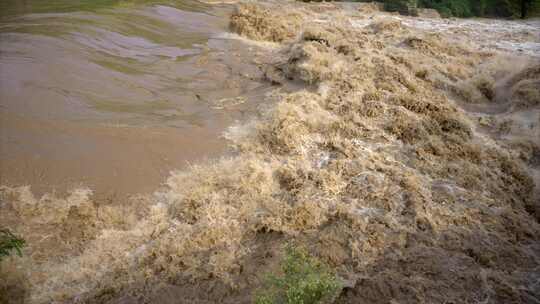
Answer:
[[344, 0, 540, 18], [255, 245, 342, 304], [0, 229, 25, 261]]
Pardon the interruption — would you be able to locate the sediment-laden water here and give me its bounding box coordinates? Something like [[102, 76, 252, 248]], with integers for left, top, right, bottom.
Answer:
[[0, 0, 273, 200], [1, 1, 539, 303]]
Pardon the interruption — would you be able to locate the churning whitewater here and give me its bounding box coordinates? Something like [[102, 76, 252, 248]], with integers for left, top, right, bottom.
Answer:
[[1, 1, 539, 303]]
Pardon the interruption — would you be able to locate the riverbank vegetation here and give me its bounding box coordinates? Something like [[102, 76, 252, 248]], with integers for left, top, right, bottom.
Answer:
[[345, 0, 540, 18], [255, 245, 342, 304], [0, 229, 25, 262]]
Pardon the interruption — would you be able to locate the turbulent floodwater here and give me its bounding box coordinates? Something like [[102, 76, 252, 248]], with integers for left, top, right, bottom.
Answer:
[[1, 1, 540, 303], [0, 0, 272, 200], [1, 1, 538, 199]]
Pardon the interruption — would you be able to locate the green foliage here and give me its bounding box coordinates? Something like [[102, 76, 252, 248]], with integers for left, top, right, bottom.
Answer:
[[350, 0, 540, 18], [489, 0, 522, 17], [532, 0, 540, 16], [419, 0, 473, 17], [0, 229, 25, 261], [254, 245, 342, 304], [470, 0, 489, 16]]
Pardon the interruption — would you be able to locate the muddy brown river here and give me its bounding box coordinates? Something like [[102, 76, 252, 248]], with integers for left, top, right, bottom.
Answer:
[[0, 0, 273, 200]]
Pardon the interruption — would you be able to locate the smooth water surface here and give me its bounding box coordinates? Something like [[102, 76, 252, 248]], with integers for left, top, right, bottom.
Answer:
[[0, 0, 272, 200]]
